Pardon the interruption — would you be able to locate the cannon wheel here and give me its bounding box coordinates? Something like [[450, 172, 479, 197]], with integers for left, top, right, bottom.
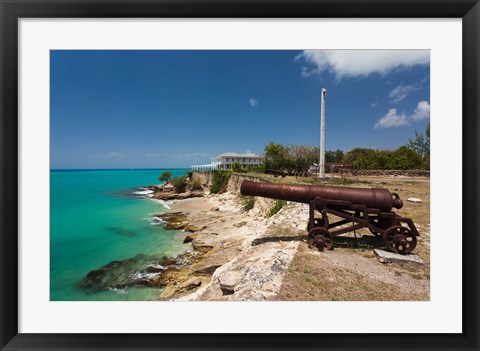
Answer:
[[307, 227, 333, 251], [383, 225, 417, 255]]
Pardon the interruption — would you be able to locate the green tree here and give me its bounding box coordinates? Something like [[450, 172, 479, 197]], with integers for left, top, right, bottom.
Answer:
[[407, 123, 430, 159], [407, 123, 430, 169], [343, 147, 423, 170], [343, 148, 379, 169], [171, 176, 188, 193], [289, 145, 316, 174], [159, 171, 172, 182], [325, 149, 344, 164], [264, 142, 292, 171]]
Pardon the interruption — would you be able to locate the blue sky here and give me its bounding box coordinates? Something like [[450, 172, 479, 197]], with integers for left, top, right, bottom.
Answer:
[[50, 50, 430, 169]]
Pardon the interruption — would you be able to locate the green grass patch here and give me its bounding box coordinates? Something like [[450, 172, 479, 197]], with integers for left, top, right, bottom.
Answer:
[[328, 177, 353, 185], [210, 170, 232, 194], [268, 200, 287, 217], [237, 195, 256, 212]]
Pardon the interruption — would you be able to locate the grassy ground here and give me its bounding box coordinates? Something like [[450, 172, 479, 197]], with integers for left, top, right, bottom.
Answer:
[[272, 175, 430, 301]]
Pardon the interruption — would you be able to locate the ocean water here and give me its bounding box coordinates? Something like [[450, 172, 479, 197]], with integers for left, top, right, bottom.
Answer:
[[50, 169, 189, 301]]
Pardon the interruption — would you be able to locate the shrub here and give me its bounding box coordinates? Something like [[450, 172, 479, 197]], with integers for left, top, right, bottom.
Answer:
[[238, 195, 255, 212], [268, 200, 287, 217], [328, 177, 352, 185], [210, 170, 232, 194], [231, 163, 244, 173], [190, 179, 203, 191], [187, 170, 193, 179], [171, 176, 188, 193], [159, 171, 172, 182], [343, 147, 423, 170]]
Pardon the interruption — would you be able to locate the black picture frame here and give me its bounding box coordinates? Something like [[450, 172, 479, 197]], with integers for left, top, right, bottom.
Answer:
[[1, 1, 478, 350]]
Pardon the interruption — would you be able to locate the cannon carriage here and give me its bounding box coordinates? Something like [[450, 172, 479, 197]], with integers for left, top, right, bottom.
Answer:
[[240, 180, 419, 255]]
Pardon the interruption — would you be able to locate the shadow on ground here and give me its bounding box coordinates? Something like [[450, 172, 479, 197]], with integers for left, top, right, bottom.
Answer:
[[252, 233, 386, 252]]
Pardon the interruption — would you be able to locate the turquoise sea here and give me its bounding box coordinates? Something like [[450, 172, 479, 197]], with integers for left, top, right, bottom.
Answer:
[[50, 169, 189, 301]]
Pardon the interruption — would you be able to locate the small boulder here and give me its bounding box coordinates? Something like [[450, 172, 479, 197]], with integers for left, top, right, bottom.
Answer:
[[191, 262, 221, 275], [164, 221, 189, 230], [192, 241, 214, 253], [373, 249, 425, 266], [183, 233, 197, 243], [179, 276, 202, 290], [185, 224, 206, 232], [160, 285, 179, 299], [407, 198, 422, 203], [218, 271, 243, 294]]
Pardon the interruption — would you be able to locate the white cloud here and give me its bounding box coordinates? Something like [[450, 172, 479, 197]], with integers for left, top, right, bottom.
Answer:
[[370, 102, 378, 108], [389, 85, 419, 103], [374, 109, 409, 129], [410, 100, 430, 121], [106, 151, 125, 158], [389, 78, 428, 103], [296, 50, 430, 79], [374, 100, 430, 129], [249, 98, 258, 107]]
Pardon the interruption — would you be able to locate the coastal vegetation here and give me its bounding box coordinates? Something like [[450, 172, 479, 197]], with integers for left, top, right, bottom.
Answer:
[[263, 142, 344, 175], [268, 199, 287, 217], [210, 170, 232, 194], [407, 123, 430, 169], [159, 171, 172, 182], [190, 179, 203, 191], [237, 195, 256, 212], [231, 162, 265, 173], [261, 123, 430, 174], [343, 146, 423, 170], [171, 176, 188, 193]]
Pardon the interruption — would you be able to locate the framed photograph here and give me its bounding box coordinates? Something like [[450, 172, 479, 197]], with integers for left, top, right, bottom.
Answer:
[[1, 0, 478, 350]]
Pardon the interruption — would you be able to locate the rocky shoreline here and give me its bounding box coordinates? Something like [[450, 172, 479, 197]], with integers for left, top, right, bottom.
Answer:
[[80, 178, 309, 301]]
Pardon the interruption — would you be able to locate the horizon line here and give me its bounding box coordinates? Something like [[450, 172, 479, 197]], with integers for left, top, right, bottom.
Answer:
[[50, 167, 191, 171]]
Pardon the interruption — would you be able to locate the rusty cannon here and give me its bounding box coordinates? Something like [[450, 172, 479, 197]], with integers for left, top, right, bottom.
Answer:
[[240, 180, 419, 255]]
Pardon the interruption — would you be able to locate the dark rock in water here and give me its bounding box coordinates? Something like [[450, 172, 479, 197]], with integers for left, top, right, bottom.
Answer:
[[85, 268, 107, 286], [151, 191, 204, 201], [152, 212, 190, 231], [144, 264, 166, 273], [105, 226, 137, 237], [164, 221, 189, 230], [79, 252, 196, 291]]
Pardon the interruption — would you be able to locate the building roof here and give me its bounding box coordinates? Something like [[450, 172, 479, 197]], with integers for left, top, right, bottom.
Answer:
[[217, 152, 261, 157]]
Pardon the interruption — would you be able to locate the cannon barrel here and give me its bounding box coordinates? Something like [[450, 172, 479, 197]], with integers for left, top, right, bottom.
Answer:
[[240, 180, 403, 212]]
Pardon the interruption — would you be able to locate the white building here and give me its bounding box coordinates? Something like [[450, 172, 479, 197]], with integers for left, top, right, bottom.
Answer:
[[191, 152, 263, 171]]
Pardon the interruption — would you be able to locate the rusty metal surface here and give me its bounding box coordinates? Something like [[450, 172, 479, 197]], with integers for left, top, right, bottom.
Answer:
[[240, 180, 419, 255], [240, 180, 403, 212]]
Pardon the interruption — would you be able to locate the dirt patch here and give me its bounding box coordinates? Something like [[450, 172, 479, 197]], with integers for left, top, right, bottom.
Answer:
[[276, 245, 429, 301]]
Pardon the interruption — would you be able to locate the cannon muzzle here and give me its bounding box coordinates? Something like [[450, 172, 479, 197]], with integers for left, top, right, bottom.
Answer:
[[240, 180, 403, 212]]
